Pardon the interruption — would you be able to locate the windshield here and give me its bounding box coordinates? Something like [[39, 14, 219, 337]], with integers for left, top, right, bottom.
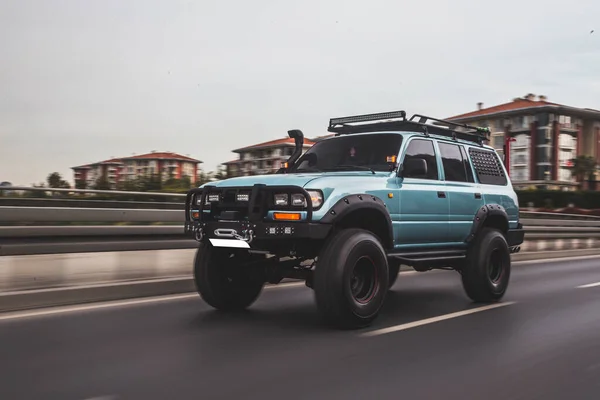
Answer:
[[290, 133, 403, 173]]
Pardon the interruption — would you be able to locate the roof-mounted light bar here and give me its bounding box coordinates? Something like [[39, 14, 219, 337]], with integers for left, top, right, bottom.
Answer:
[[326, 109, 490, 145], [328, 110, 407, 129]]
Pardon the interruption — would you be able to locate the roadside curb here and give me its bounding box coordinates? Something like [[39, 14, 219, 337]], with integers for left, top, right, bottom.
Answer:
[[1, 250, 600, 314]]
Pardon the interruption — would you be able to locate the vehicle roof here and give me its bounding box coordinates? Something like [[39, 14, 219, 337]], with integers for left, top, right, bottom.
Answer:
[[318, 130, 496, 151]]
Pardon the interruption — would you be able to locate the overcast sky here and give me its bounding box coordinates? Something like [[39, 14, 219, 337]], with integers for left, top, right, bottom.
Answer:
[[1, 0, 599, 185]]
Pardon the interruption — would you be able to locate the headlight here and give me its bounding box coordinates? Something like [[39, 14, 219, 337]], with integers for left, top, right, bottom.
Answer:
[[307, 190, 323, 208], [274, 193, 288, 206], [274, 191, 323, 208]]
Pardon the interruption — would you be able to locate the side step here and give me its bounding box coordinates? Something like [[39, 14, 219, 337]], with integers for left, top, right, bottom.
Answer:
[[387, 249, 466, 268]]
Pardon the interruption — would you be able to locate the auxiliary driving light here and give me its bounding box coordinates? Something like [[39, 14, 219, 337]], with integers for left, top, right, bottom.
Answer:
[[204, 194, 220, 204], [236, 193, 250, 202]]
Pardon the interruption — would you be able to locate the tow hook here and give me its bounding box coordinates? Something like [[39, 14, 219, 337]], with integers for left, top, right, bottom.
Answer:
[[194, 227, 204, 242]]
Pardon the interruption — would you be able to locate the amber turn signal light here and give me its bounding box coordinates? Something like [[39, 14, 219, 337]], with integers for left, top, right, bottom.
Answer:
[[273, 212, 301, 221]]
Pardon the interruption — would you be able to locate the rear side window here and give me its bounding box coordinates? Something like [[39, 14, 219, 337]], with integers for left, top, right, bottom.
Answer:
[[468, 148, 507, 185], [438, 142, 474, 183]]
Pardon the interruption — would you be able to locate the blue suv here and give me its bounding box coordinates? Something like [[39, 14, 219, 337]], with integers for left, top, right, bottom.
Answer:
[[184, 111, 525, 329]]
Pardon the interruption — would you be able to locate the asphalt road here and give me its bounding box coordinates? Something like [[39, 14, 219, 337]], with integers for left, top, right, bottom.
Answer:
[[1, 257, 600, 400]]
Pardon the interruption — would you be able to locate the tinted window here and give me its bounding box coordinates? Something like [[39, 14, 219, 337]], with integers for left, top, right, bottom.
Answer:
[[403, 139, 438, 180], [439, 142, 469, 182], [291, 133, 403, 173], [459, 146, 475, 183]]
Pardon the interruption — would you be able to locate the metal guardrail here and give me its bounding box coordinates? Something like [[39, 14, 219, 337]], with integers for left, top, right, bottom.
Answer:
[[0, 186, 186, 198], [1, 204, 599, 256]]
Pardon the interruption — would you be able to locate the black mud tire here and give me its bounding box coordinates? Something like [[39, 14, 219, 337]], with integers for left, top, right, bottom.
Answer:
[[314, 228, 389, 329], [388, 261, 400, 289], [461, 228, 511, 302], [194, 243, 265, 311]]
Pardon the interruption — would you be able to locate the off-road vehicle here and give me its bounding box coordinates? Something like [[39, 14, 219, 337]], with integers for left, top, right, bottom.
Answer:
[[184, 111, 525, 329]]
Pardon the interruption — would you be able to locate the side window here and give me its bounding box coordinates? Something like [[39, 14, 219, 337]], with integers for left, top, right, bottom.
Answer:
[[438, 142, 475, 183], [403, 139, 439, 180], [468, 148, 508, 185], [459, 146, 475, 183]]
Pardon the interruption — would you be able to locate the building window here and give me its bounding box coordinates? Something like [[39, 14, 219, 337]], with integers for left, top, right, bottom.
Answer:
[[492, 134, 504, 149]]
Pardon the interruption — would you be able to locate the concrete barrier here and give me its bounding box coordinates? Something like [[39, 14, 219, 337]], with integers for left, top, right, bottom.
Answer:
[[1, 244, 600, 313]]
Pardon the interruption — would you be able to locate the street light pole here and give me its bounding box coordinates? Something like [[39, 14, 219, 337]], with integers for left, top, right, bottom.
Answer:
[[503, 135, 516, 176]]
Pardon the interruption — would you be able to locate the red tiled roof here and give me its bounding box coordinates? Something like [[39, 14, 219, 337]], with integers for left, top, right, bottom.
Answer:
[[447, 97, 560, 121], [71, 152, 201, 170], [233, 137, 315, 153], [122, 152, 202, 163], [100, 158, 124, 164]]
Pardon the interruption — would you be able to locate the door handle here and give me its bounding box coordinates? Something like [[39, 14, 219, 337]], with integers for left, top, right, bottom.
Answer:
[[475, 193, 482, 199], [437, 191, 446, 198]]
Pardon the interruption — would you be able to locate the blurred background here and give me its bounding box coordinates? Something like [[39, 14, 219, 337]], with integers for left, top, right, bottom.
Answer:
[[2, 1, 600, 399]]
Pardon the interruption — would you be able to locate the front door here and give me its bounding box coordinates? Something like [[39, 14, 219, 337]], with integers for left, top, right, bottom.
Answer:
[[396, 137, 449, 246]]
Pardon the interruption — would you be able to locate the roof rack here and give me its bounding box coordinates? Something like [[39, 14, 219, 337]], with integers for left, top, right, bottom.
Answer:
[[327, 110, 490, 145]]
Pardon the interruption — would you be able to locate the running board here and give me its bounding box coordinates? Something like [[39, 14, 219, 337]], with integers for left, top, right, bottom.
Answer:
[[387, 249, 466, 267]]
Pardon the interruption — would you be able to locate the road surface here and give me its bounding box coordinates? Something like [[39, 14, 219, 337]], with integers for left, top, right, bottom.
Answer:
[[1, 256, 600, 400]]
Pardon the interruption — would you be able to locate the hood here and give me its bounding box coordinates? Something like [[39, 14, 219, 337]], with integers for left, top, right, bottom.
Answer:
[[207, 173, 324, 188], [206, 171, 389, 189]]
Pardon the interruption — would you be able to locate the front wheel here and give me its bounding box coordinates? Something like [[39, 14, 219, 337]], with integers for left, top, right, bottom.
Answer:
[[194, 243, 265, 311], [313, 228, 389, 329], [461, 228, 511, 302]]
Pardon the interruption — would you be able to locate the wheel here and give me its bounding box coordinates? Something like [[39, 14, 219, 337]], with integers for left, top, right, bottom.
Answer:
[[461, 227, 511, 302], [313, 228, 389, 329], [388, 261, 400, 289], [193, 243, 265, 311]]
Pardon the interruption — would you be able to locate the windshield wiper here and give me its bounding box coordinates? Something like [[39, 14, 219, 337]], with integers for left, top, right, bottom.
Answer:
[[328, 165, 376, 174], [293, 167, 323, 173]]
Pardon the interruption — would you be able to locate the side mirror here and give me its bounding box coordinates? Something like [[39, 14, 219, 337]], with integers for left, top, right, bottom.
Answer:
[[402, 157, 428, 178]]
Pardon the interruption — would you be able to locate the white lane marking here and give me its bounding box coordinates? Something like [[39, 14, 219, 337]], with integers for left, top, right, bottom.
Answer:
[[360, 301, 516, 338], [577, 282, 600, 289], [0, 282, 306, 322], [514, 254, 600, 265], [83, 396, 117, 400]]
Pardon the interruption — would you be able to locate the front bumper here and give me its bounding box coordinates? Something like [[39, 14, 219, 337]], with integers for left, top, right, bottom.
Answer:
[[506, 223, 525, 247], [184, 219, 331, 242], [183, 184, 331, 247]]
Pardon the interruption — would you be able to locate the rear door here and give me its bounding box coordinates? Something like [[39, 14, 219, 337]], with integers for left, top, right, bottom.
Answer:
[[438, 142, 484, 243], [396, 137, 449, 245]]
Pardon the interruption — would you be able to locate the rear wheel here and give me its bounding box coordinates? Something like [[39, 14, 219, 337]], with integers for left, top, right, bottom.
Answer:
[[314, 228, 389, 329], [461, 228, 511, 302], [194, 243, 265, 311]]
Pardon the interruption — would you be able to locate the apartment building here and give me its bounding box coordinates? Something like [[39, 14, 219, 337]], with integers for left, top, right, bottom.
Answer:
[[72, 151, 203, 189], [448, 94, 600, 190], [223, 137, 315, 177]]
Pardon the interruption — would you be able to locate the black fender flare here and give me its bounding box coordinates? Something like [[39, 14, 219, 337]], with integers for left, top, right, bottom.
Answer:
[[319, 194, 394, 249], [466, 204, 509, 243]]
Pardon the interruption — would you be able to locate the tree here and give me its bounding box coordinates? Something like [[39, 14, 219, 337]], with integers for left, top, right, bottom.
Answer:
[[94, 175, 111, 190], [46, 172, 71, 189], [568, 155, 597, 189]]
